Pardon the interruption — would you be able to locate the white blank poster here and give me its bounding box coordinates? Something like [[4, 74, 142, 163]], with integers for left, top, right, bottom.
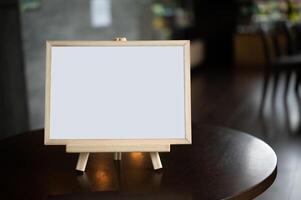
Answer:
[[49, 45, 185, 139]]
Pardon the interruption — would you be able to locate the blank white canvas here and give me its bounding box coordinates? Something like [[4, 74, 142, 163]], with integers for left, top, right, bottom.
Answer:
[[50, 46, 185, 139]]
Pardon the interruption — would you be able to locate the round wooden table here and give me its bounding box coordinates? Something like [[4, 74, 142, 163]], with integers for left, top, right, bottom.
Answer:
[[0, 124, 277, 200]]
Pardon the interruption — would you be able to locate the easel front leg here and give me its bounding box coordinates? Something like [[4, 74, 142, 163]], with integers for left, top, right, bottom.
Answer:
[[114, 152, 122, 160], [150, 152, 162, 170], [76, 153, 90, 172]]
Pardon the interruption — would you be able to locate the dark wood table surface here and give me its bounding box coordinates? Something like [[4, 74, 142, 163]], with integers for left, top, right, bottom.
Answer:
[[0, 124, 277, 200]]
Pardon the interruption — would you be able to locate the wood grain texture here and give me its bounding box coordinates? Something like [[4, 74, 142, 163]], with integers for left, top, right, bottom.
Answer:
[[66, 144, 170, 153], [0, 125, 277, 200]]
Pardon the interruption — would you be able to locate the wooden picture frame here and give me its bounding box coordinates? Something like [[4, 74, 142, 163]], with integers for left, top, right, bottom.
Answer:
[[44, 40, 191, 150]]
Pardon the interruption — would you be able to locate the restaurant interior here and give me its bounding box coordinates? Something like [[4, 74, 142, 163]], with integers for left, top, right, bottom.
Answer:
[[1, 0, 301, 199]]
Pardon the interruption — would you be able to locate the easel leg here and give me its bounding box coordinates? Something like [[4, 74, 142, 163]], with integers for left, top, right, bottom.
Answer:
[[76, 153, 90, 172], [150, 152, 162, 170], [114, 152, 122, 160]]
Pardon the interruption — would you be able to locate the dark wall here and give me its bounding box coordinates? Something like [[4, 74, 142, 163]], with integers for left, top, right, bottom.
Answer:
[[0, 0, 29, 139], [193, 0, 238, 67], [21, 0, 154, 129]]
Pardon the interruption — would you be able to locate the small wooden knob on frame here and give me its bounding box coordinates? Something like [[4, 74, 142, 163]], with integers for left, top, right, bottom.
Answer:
[[115, 37, 127, 42]]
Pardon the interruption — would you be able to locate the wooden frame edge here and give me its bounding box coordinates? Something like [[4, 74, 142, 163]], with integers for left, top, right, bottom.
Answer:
[[44, 41, 52, 145], [46, 40, 189, 46], [66, 144, 171, 153], [184, 41, 192, 144], [44, 40, 192, 146], [45, 138, 191, 146]]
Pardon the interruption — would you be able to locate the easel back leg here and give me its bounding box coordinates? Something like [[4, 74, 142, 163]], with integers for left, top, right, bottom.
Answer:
[[114, 152, 122, 160]]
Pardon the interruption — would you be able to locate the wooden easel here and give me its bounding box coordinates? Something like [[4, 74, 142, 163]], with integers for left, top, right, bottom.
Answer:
[[70, 37, 165, 172], [73, 150, 164, 172]]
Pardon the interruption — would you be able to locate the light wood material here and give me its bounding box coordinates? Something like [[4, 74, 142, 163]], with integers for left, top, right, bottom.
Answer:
[[2, 69, 281, 200], [76, 153, 90, 172], [44, 41, 52, 145], [114, 152, 122, 160], [46, 138, 190, 146], [45, 40, 190, 46], [115, 37, 127, 42], [150, 152, 162, 170], [46, 38, 188, 171], [67, 144, 170, 152], [44, 40, 191, 146], [184, 41, 192, 143]]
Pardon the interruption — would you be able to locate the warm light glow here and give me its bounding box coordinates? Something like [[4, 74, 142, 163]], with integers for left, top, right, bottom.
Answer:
[[129, 152, 144, 166], [131, 152, 143, 159], [95, 169, 111, 190]]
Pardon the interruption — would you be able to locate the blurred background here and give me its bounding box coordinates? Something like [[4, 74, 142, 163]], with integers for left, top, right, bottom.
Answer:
[[1, 0, 301, 199]]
